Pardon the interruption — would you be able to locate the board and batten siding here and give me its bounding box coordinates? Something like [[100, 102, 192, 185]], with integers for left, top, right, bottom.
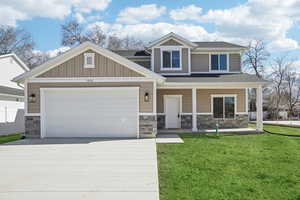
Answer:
[[157, 89, 192, 113], [153, 48, 189, 74], [27, 82, 153, 113], [38, 50, 144, 78], [197, 89, 246, 113], [190, 53, 241, 73]]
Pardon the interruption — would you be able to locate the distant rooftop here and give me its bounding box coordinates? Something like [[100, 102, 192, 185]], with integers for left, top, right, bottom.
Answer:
[[112, 50, 150, 57]]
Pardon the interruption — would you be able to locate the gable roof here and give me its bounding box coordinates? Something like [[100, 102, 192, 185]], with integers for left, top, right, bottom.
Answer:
[[12, 42, 165, 83], [193, 42, 247, 49], [0, 53, 29, 71], [147, 32, 198, 48]]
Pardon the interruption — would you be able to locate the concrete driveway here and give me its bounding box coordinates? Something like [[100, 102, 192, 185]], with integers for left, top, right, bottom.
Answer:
[[0, 138, 159, 200]]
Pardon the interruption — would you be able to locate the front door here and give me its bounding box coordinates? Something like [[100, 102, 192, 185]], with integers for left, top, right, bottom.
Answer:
[[165, 96, 181, 128]]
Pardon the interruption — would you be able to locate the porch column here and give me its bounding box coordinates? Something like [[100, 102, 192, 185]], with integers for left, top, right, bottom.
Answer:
[[256, 85, 263, 132], [192, 88, 198, 132]]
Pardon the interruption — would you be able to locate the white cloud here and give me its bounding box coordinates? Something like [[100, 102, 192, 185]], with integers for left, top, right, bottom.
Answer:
[[46, 47, 70, 58], [74, 0, 111, 14], [88, 21, 218, 42], [198, 0, 300, 51], [116, 4, 166, 24], [75, 13, 86, 23], [0, 6, 27, 26], [0, 0, 111, 26], [170, 5, 202, 21]]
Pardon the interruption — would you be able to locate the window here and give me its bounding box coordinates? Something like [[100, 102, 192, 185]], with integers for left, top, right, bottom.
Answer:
[[211, 54, 228, 71], [212, 96, 235, 119], [162, 50, 181, 69], [84, 53, 95, 68]]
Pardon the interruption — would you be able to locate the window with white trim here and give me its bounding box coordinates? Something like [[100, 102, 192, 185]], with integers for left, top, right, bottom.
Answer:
[[212, 95, 235, 119], [162, 50, 181, 69], [211, 54, 228, 71], [84, 53, 95, 68]]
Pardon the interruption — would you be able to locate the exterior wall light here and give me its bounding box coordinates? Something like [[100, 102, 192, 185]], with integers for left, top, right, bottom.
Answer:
[[144, 92, 150, 102], [29, 94, 36, 103]]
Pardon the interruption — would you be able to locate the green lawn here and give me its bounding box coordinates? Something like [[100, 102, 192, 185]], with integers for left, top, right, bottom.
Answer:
[[250, 123, 300, 136], [157, 132, 300, 200], [0, 133, 23, 144]]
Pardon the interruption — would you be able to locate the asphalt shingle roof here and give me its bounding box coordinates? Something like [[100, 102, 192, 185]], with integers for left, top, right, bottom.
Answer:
[[193, 42, 247, 49], [165, 73, 268, 83]]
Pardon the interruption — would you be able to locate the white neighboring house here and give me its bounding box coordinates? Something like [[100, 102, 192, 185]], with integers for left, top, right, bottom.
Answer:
[[0, 54, 28, 124]]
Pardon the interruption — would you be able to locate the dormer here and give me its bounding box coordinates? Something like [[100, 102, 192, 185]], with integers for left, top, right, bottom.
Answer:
[[147, 32, 197, 75], [146, 33, 247, 76]]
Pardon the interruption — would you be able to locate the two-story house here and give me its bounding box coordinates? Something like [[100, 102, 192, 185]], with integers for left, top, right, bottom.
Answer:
[[13, 33, 268, 138]]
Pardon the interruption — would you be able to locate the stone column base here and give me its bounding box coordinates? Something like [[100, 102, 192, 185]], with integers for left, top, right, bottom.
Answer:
[[25, 116, 41, 138], [139, 115, 157, 138]]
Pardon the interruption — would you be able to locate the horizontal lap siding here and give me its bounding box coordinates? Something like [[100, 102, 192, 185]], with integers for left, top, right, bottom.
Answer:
[[197, 89, 246, 113], [157, 89, 192, 113], [38, 50, 143, 78], [229, 54, 241, 72], [191, 54, 209, 72], [27, 82, 153, 113]]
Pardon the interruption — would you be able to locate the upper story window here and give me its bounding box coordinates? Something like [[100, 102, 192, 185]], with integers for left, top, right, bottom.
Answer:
[[210, 54, 228, 71], [84, 53, 95, 68], [161, 49, 181, 70]]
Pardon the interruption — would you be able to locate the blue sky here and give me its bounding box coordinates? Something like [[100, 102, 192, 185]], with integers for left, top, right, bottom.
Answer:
[[1, 0, 300, 62]]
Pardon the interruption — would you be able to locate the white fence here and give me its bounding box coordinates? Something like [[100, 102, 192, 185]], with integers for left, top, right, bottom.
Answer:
[[0, 101, 25, 135], [0, 109, 25, 136]]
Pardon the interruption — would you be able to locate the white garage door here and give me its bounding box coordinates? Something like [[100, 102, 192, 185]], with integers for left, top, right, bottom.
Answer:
[[41, 87, 139, 138]]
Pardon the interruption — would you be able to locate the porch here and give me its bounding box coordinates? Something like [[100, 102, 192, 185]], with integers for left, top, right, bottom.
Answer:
[[155, 83, 264, 133]]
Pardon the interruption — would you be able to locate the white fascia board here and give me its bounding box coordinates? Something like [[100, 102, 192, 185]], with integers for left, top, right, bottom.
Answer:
[[28, 77, 156, 83], [12, 42, 165, 84], [147, 32, 197, 48]]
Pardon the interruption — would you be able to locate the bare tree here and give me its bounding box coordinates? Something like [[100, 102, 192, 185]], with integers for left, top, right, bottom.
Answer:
[[270, 56, 294, 119], [121, 36, 145, 50], [85, 25, 106, 47], [0, 25, 37, 68], [107, 35, 123, 50], [61, 20, 86, 47], [243, 40, 270, 78], [285, 71, 300, 119]]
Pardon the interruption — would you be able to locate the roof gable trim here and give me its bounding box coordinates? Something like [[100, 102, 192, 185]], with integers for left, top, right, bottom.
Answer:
[[13, 42, 165, 83], [147, 32, 197, 48]]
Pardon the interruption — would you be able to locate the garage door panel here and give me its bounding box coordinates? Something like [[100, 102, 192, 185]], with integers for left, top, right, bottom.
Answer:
[[42, 88, 138, 138]]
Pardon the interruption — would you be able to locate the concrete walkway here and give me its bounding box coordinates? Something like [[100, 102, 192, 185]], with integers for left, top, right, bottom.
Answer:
[[0, 138, 159, 200], [156, 134, 184, 144], [264, 121, 300, 128]]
